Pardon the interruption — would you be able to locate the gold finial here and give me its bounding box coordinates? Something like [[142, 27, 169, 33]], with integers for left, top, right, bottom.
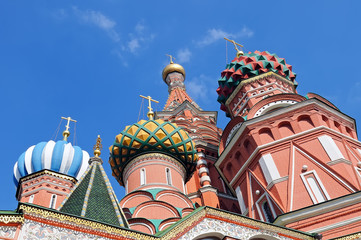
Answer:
[[166, 54, 175, 64], [93, 135, 102, 157], [224, 37, 244, 57], [140, 95, 159, 120], [61, 116, 77, 141]]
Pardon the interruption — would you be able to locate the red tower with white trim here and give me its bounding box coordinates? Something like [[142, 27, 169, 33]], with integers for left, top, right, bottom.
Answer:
[[216, 49, 361, 238]]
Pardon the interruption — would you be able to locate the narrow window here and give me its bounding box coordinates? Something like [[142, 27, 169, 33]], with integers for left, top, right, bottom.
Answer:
[[49, 194, 57, 209], [301, 170, 330, 204], [166, 168, 172, 185], [306, 176, 326, 203], [262, 202, 274, 222], [140, 168, 146, 185], [29, 195, 34, 204]]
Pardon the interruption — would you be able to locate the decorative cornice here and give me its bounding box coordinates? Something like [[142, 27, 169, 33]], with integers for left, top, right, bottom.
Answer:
[[19, 169, 77, 184], [225, 72, 296, 107], [158, 207, 314, 240], [19, 203, 154, 239], [0, 214, 24, 224]]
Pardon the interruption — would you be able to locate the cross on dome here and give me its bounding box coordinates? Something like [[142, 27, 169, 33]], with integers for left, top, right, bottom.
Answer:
[[140, 95, 159, 120], [224, 37, 244, 57], [61, 116, 77, 141]]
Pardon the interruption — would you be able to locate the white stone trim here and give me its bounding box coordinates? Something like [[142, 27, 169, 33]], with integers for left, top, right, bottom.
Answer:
[[254, 100, 297, 117], [197, 152, 205, 158], [318, 135, 345, 161], [198, 167, 209, 176], [200, 176, 211, 184], [300, 170, 330, 204], [309, 215, 361, 233], [227, 125, 360, 187], [274, 191, 361, 226], [259, 154, 281, 185], [266, 176, 288, 190], [197, 159, 207, 167], [235, 186, 247, 214]]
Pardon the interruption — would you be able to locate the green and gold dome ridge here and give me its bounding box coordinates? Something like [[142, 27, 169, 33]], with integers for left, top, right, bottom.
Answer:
[[109, 119, 197, 185]]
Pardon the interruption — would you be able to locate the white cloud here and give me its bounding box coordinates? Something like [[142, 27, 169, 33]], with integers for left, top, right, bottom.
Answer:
[[128, 39, 140, 53], [176, 48, 192, 63], [123, 22, 155, 54], [187, 74, 217, 103], [198, 27, 254, 47], [72, 7, 120, 42], [135, 22, 145, 34]]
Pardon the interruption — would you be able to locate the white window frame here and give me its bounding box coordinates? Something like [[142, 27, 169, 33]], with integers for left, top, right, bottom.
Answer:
[[140, 168, 146, 186], [49, 194, 57, 209], [300, 170, 330, 204], [166, 168, 172, 185], [29, 194, 34, 204], [255, 193, 276, 222]]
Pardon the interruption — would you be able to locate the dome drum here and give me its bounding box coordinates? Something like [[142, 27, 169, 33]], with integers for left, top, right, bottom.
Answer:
[[217, 50, 297, 113]]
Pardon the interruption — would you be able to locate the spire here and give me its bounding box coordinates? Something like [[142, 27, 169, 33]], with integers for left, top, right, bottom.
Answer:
[[161, 56, 201, 111], [140, 95, 159, 120], [61, 116, 77, 141], [93, 135, 102, 157], [59, 136, 128, 227]]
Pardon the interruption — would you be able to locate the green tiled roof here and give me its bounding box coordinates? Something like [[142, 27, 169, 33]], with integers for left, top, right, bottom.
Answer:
[[59, 157, 128, 228]]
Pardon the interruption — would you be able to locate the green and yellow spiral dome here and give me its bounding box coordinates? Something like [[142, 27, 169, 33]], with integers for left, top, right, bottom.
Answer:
[[109, 119, 197, 185]]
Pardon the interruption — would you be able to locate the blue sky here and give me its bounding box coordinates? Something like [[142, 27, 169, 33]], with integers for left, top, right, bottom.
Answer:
[[1, 1, 361, 210]]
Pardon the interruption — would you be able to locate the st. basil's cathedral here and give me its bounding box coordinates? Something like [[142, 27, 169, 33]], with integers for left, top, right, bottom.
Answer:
[[1, 42, 361, 239]]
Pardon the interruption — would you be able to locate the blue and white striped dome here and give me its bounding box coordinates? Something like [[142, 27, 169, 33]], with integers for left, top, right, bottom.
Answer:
[[13, 140, 89, 186]]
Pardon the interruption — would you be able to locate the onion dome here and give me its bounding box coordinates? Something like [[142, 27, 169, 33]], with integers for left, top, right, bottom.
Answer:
[[109, 119, 197, 185], [162, 62, 185, 82], [13, 140, 89, 185], [217, 50, 297, 111]]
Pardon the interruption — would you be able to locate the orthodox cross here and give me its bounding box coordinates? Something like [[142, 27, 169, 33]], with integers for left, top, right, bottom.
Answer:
[[166, 54, 175, 64], [140, 95, 159, 120], [93, 135, 102, 157], [224, 37, 244, 57], [61, 116, 77, 141]]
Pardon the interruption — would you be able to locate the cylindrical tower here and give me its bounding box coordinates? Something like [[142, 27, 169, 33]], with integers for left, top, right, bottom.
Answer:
[[109, 117, 198, 234]]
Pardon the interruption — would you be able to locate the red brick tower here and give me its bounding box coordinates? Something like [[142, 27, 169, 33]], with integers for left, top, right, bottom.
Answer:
[[216, 48, 361, 238], [156, 59, 240, 212], [109, 98, 199, 234]]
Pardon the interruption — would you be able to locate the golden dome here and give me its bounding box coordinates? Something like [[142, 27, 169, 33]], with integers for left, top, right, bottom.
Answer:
[[162, 62, 186, 81]]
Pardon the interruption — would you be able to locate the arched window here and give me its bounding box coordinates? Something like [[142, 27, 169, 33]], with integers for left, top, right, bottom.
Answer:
[[140, 168, 146, 185], [29, 195, 34, 204], [49, 194, 57, 209], [166, 168, 172, 185]]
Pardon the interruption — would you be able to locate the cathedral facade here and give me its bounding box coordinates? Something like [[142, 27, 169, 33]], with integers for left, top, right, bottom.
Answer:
[[1, 46, 361, 239]]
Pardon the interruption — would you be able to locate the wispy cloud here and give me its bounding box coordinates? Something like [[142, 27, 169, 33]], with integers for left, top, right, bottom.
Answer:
[[176, 48, 192, 64], [128, 39, 140, 53], [187, 74, 217, 103], [123, 22, 155, 54], [197, 27, 254, 47], [72, 7, 120, 42]]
